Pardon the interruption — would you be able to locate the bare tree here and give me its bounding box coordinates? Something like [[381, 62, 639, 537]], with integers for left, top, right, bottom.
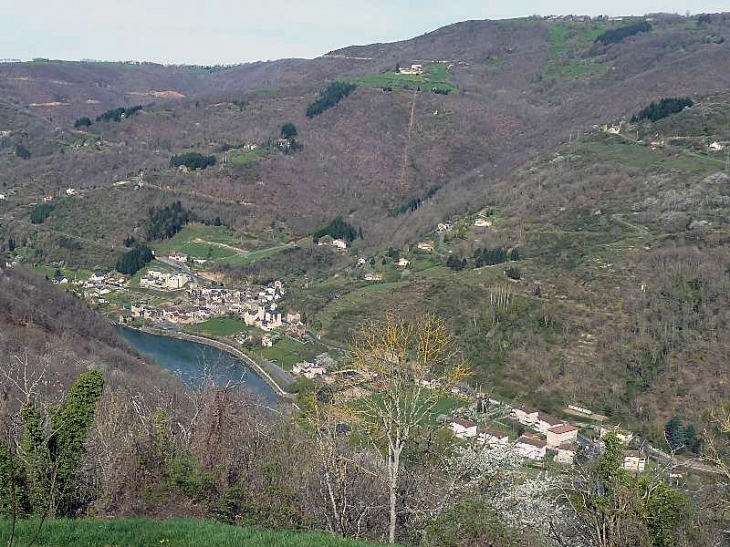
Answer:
[[349, 314, 469, 544]]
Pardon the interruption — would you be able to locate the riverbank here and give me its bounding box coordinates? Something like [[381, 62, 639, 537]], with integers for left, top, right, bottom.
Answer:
[[121, 325, 295, 401]]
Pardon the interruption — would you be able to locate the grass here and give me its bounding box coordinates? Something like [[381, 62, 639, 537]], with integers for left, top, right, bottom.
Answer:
[[250, 336, 330, 370], [153, 224, 237, 258], [348, 63, 455, 93], [544, 22, 610, 80], [190, 317, 248, 337], [216, 245, 289, 266], [0, 518, 384, 547], [31, 265, 91, 281], [230, 147, 267, 166]]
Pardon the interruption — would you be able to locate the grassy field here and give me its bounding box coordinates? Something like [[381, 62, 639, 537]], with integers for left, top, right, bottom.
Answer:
[[230, 147, 267, 165], [0, 518, 385, 547], [348, 64, 455, 93], [544, 22, 609, 80], [250, 336, 331, 370], [31, 264, 92, 281], [189, 317, 249, 337], [216, 245, 290, 266], [153, 224, 237, 258]]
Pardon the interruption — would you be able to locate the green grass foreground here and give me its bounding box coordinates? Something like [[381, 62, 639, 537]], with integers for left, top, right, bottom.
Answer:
[[0, 518, 386, 547]]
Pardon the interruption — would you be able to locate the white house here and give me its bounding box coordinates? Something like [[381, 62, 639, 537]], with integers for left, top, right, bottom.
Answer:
[[449, 417, 478, 439], [292, 361, 327, 379], [599, 427, 634, 445], [474, 218, 492, 227], [511, 404, 539, 427], [397, 258, 410, 267], [555, 442, 578, 465], [546, 424, 579, 447], [332, 239, 347, 249], [358, 257, 367, 265], [478, 427, 509, 446], [0, 193, 5, 200], [168, 252, 188, 263], [89, 270, 105, 283], [437, 222, 452, 232], [535, 412, 564, 434], [622, 452, 646, 473], [417, 241, 434, 252], [65, 188, 77, 196], [514, 435, 547, 461], [364, 273, 383, 281], [709, 141, 725, 152]]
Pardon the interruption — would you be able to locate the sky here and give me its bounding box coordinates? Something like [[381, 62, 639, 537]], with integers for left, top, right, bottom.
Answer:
[[1, 1, 727, 65]]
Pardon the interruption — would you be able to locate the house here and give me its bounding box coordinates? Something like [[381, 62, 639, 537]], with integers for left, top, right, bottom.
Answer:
[[331, 238, 347, 249], [89, 270, 105, 283], [397, 258, 410, 267], [168, 252, 188, 263], [514, 435, 548, 461], [292, 361, 327, 379], [53, 275, 68, 285], [317, 235, 334, 246], [399, 64, 424, 75], [555, 442, 578, 465], [511, 404, 539, 427], [0, 193, 5, 200], [474, 218, 492, 227], [599, 427, 634, 445], [437, 222, 452, 233], [261, 335, 273, 347], [622, 451, 646, 473], [546, 424, 579, 447], [668, 465, 688, 485], [417, 241, 434, 252], [193, 258, 207, 265], [709, 141, 724, 152], [358, 257, 367, 265], [364, 273, 383, 281], [449, 417, 478, 439], [535, 412, 564, 434], [65, 188, 77, 196], [43, 196, 54, 202], [478, 427, 509, 446]]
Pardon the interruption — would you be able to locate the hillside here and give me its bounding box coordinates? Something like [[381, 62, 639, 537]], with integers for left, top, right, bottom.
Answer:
[[2, 12, 730, 439]]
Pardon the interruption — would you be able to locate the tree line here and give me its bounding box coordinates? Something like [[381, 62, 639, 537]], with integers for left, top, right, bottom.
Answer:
[[630, 97, 694, 123], [306, 82, 357, 118], [595, 20, 652, 45]]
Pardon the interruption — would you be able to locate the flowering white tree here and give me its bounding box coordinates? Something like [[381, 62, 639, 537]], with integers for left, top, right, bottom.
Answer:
[[441, 443, 582, 546]]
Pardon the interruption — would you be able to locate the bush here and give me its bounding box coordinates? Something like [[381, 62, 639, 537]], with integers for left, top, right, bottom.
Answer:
[[74, 117, 92, 128], [280, 123, 298, 139], [116, 244, 154, 275], [146, 201, 191, 240], [596, 21, 651, 45], [29, 202, 55, 224], [97, 105, 143, 123], [306, 82, 357, 118], [631, 97, 694, 123], [170, 152, 217, 171], [313, 217, 358, 243], [14, 144, 31, 160], [505, 266, 521, 280]]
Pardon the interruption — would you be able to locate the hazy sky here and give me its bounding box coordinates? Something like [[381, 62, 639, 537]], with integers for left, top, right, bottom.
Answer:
[[2, 1, 727, 65]]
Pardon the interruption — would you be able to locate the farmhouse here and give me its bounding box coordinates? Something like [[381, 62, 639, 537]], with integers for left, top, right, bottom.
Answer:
[[555, 442, 578, 465], [449, 417, 478, 439], [478, 427, 509, 446], [0, 193, 5, 200], [511, 404, 539, 427], [397, 258, 410, 267], [474, 218, 492, 227], [399, 64, 424, 75], [514, 435, 547, 461], [535, 412, 564, 434], [546, 424, 579, 447], [292, 361, 327, 379], [622, 451, 646, 473], [417, 241, 434, 252], [168, 252, 188, 263], [364, 273, 383, 281]]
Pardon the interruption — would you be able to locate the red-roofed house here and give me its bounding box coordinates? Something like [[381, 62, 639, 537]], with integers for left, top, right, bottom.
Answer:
[[511, 404, 539, 427], [535, 412, 564, 434], [514, 435, 547, 461], [450, 417, 477, 439], [478, 427, 509, 446], [546, 424, 579, 447]]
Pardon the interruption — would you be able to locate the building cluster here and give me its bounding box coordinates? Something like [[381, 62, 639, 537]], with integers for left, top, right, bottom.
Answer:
[[131, 280, 305, 336], [446, 400, 649, 471], [292, 353, 338, 380], [56, 268, 126, 305], [140, 270, 192, 291]]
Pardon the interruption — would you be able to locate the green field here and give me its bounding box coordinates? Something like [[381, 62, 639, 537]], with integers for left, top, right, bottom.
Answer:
[[216, 245, 290, 266], [190, 317, 249, 337], [230, 147, 267, 165], [152, 224, 237, 258], [348, 64, 455, 93], [544, 22, 610, 80], [0, 518, 384, 547], [251, 336, 331, 370], [32, 265, 92, 281]]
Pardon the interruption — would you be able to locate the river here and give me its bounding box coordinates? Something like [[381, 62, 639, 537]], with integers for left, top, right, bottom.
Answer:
[[118, 327, 279, 405]]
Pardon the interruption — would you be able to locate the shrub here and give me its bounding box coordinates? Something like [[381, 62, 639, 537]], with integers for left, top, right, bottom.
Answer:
[[170, 152, 217, 170], [146, 201, 191, 240], [74, 117, 92, 128], [313, 217, 358, 243], [630, 97, 694, 123], [116, 244, 154, 275], [280, 122, 298, 139], [505, 266, 521, 280], [96, 105, 143, 123], [596, 21, 651, 45], [29, 202, 55, 224], [306, 82, 357, 118]]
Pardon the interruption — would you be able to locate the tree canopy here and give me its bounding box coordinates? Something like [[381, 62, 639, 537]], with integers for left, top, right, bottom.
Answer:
[[306, 82, 357, 118]]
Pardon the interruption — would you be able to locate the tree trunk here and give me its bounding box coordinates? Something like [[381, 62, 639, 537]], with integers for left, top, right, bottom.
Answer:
[[387, 446, 401, 544]]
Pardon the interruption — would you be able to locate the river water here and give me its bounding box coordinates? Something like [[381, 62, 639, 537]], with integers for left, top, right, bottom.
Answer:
[[118, 327, 278, 405]]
